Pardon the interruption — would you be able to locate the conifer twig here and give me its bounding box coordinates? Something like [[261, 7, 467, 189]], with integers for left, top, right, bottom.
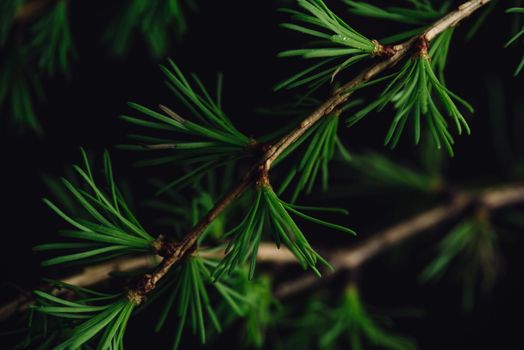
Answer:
[[0, 255, 154, 322], [128, 0, 493, 302], [275, 182, 524, 298], [2, 181, 522, 321]]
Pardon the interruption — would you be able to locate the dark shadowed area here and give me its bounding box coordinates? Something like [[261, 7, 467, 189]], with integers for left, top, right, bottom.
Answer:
[[1, 0, 523, 349]]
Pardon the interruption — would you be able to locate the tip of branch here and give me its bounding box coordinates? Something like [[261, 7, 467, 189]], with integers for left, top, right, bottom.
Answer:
[[372, 40, 397, 58], [126, 289, 144, 306]]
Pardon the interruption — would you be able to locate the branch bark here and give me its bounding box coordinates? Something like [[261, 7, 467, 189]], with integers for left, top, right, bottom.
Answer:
[[128, 0, 493, 301], [0, 243, 292, 321], [3, 181, 521, 321], [275, 182, 524, 298], [0, 0, 494, 326], [0, 255, 156, 322]]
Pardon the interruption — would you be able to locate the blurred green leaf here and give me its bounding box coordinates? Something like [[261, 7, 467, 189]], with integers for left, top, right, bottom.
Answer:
[[29, 1, 76, 77], [420, 217, 500, 311]]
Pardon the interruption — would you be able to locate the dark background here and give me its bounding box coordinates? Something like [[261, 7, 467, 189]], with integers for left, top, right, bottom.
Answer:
[[1, 0, 524, 349]]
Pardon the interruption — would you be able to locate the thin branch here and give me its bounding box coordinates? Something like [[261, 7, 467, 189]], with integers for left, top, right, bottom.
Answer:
[[128, 0, 492, 301], [0, 255, 156, 322], [424, 0, 492, 41], [275, 182, 524, 298], [130, 178, 253, 299], [0, 244, 292, 321], [3, 181, 521, 321], [265, 0, 492, 168]]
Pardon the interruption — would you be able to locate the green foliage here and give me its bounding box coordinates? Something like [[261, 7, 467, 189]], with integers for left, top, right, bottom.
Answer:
[[344, 0, 446, 25], [146, 170, 231, 240], [1, 0, 194, 134], [241, 275, 278, 348], [349, 152, 442, 193], [344, 0, 464, 74], [29, 1, 76, 77], [276, 287, 415, 350], [1, 1, 75, 133], [104, 0, 193, 59], [418, 130, 447, 177], [347, 53, 473, 155], [32, 285, 133, 350], [122, 60, 250, 193], [465, 0, 499, 41], [34, 149, 155, 266], [276, 0, 377, 93], [420, 218, 500, 311], [13, 2, 514, 349], [344, 0, 448, 43], [152, 255, 247, 350], [213, 184, 354, 281], [0, 0, 18, 46], [276, 113, 351, 202], [506, 7, 524, 76], [429, 28, 453, 82], [12, 310, 92, 350], [0, 44, 43, 134]]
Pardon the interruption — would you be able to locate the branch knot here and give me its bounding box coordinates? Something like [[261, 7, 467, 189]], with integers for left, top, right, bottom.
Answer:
[[372, 40, 396, 58]]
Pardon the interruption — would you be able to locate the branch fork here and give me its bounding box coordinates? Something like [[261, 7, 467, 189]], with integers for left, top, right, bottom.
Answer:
[[121, 0, 494, 303]]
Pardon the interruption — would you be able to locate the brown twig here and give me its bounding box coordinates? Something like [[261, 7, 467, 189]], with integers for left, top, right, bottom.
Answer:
[[0, 243, 293, 321], [3, 181, 522, 320], [275, 182, 524, 298], [2, 0, 494, 310], [129, 179, 253, 301], [127, 0, 493, 301], [0, 0, 494, 327], [0, 255, 157, 322]]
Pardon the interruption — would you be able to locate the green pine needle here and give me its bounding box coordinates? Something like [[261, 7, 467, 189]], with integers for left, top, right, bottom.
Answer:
[[349, 152, 441, 193], [0, 43, 43, 134], [420, 218, 499, 311], [344, 0, 448, 45], [29, 1, 76, 77], [465, 0, 498, 41], [32, 287, 133, 350], [506, 7, 524, 76], [276, 0, 377, 92], [145, 171, 231, 240], [347, 52, 473, 156], [34, 149, 155, 266], [153, 255, 248, 350], [320, 286, 416, 350], [276, 113, 351, 201], [104, 0, 193, 59], [429, 28, 454, 82], [213, 184, 354, 281], [122, 61, 250, 192], [344, 0, 444, 26], [242, 275, 278, 348], [0, 0, 18, 46], [277, 287, 415, 350]]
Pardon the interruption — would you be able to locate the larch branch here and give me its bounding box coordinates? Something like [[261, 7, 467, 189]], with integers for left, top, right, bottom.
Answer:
[[127, 0, 493, 301], [3, 181, 521, 321], [275, 182, 523, 298]]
